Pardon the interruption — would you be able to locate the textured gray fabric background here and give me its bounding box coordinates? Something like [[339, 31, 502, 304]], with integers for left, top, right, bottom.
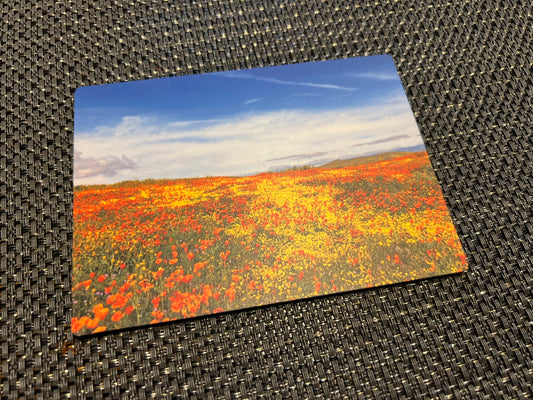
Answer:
[[1, 0, 532, 399]]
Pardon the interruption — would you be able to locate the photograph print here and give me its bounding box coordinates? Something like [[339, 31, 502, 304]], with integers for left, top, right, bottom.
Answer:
[[72, 54, 468, 335]]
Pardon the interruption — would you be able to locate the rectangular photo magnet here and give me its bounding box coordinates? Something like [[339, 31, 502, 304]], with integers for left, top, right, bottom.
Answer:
[[72, 55, 468, 335]]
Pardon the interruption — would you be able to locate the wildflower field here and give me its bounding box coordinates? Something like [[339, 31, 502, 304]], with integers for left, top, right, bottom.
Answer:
[[71, 151, 467, 334]]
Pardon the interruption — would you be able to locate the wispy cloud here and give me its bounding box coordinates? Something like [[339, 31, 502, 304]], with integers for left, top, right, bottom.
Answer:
[[352, 134, 410, 147], [74, 97, 423, 185], [167, 118, 228, 129], [244, 98, 262, 105], [291, 93, 320, 97], [223, 71, 357, 92], [111, 116, 151, 136], [85, 116, 231, 138], [266, 152, 328, 163], [349, 71, 398, 81]]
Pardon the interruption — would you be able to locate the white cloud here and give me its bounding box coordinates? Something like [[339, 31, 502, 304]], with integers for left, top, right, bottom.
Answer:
[[266, 152, 329, 162], [244, 98, 262, 105], [223, 71, 357, 92], [74, 98, 424, 185], [351, 134, 410, 147], [112, 116, 151, 136], [74, 151, 136, 179], [291, 93, 320, 97], [166, 118, 227, 129], [349, 71, 398, 81]]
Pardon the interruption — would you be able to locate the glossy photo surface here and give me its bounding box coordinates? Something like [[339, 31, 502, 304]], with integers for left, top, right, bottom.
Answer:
[[72, 55, 467, 335]]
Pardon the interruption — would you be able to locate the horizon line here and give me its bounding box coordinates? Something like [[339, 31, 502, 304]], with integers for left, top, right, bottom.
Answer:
[[74, 149, 427, 189]]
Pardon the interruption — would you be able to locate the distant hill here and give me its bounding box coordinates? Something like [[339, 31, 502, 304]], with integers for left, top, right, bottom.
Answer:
[[319, 150, 426, 169]]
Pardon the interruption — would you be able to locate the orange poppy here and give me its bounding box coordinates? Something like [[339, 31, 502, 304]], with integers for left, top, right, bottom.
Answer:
[[86, 317, 100, 330], [111, 311, 124, 322]]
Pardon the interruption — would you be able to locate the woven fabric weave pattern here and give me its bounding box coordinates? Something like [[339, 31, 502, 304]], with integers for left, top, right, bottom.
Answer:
[[1, 0, 532, 399]]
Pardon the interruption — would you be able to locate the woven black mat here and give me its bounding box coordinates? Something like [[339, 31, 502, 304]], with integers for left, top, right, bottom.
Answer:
[[1, 0, 532, 398]]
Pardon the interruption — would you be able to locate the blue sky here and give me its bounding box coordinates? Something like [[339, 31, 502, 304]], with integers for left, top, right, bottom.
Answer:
[[74, 54, 425, 185]]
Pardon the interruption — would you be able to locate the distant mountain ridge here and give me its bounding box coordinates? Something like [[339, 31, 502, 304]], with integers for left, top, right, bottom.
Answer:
[[319, 150, 427, 169]]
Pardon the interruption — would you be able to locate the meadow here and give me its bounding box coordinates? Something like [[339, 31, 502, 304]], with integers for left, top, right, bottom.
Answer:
[[71, 151, 467, 334]]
